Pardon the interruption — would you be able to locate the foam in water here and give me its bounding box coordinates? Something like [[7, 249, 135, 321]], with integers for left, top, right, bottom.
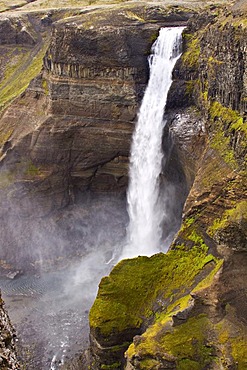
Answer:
[[121, 27, 184, 259]]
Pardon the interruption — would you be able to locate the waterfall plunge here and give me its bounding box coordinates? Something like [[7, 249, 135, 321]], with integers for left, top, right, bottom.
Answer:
[[121, 27, 184, 259]]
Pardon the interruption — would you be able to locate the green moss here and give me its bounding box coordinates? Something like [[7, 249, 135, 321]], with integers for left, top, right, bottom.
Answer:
[[207, 200, 247, 237], [0, 128, 13, 146], [130, 314, 215, 369], [42, 79, 49, 95], [192, 259, 223, 293], [179, 227, 210, 253], [184, 217, 195, 227], [210, 102, 247, 135], [210, 129, 236, 167], [177, 359, 201, 370], [182, 35, 200, 68], [208, 56, 224, 65], [0, 46, 28, 83], [90, 246, 220, 338], [125, 10, 145, 22], [101, 362, 121, 369], [187, 230, 205, 247], [215, 317, 247, 368], [0, 41, 49, 110], [25, 162, 41, 177], [0, 160, 43, 189], [139, 358, 161, 369], [124, 250, 223, 368], [206, 101, 247, 169], [230, 337, 247, 369]]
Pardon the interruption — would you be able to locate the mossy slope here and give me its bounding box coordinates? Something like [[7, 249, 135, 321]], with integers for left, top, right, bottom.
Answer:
[[89, 245, 222, 369]]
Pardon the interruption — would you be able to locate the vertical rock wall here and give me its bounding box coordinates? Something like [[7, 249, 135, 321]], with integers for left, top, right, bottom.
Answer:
[[0, 292, 20, 370]]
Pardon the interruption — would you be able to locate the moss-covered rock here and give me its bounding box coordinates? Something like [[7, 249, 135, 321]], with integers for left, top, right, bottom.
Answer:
[[89, 246, 222, 369]]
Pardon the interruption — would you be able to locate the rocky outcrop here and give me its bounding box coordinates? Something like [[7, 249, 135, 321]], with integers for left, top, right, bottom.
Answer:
[[0, 291, 20, 370], [0, 16, 36, 45], [89, 248, 223, 369]]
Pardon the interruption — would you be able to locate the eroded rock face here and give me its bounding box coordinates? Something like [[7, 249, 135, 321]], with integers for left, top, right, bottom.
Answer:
[[0, 5, 196, 269], [0, 5, 194, 213], [88, 5, 247, 369], [0, 16, 36, 45], [0, 292, 20, 369]]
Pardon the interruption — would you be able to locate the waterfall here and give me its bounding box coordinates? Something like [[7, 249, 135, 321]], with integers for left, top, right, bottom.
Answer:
[[121, 27, 184, 259]]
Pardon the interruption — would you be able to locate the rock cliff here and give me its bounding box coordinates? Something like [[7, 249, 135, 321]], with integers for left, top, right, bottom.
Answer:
[[0, 1, 246, 369], [0, 291, 20, 370], [0, 4, 194, 269], [88, 4, 247, 369]]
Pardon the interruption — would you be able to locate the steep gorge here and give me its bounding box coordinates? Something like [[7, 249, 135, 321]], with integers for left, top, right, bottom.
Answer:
[[0, 1, 246, 369]]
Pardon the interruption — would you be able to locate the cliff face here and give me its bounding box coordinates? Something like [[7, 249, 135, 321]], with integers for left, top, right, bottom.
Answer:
[[0, 292, 20, 370], [0, 2, 246, 369], [89, 5, 247, 370], [0, 5, 192, 210], [0, 4, 194, 269]]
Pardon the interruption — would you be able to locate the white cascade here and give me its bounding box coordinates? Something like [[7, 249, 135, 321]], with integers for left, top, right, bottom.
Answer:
[[121, 27, 184, 259]]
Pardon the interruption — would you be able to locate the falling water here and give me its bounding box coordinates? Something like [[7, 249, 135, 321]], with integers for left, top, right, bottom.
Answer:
[[121, 27, 184, 259]]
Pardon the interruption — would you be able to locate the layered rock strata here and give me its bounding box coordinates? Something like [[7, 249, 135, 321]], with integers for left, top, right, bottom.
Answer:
[[88, 5, 247, 369], [0, 5, 194, 207], [0, 5, 195, 269]]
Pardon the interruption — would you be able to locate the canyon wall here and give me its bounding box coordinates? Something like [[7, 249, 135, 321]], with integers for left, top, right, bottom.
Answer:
[[88, 5, 247, 369], [0, 4, 194, 270], [0, 5, 192, 210], [0, 2, 246, 369]]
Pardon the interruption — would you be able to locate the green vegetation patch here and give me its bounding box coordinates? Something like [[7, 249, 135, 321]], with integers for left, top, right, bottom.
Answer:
[[0, 160, 44, 190], [207, 200, 247, 237], [210, 101, 247, 135], [0, 41, 49, 111], [127, 314, 215, 369], [90, 245, 219, 338], [208, 102, 246, 169], [125, 255, 223, 368], [101, 362, 121, 369], [216, 317, 247, 368], [0, 128, 13, 146], [182, 34, 200, 68]]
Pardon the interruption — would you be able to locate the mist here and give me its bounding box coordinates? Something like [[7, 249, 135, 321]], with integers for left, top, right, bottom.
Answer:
[[0, 192, 128, 369], [0, 115, 190, 370]]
